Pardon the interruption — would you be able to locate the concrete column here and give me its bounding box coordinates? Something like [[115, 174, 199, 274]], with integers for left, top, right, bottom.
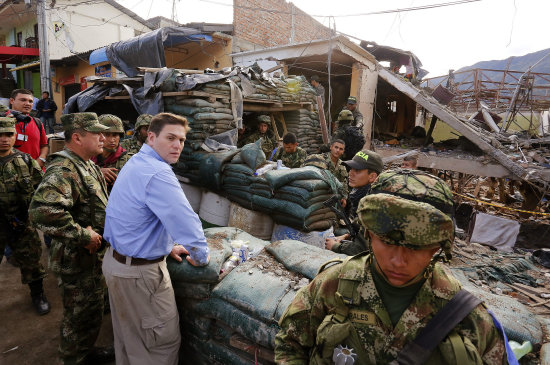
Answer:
[[353, 62, 378, 148]]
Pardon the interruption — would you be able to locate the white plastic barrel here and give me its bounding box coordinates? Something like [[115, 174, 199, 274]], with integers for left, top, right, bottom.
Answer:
[[227, 202, 274, 240], [271, 224, 334, 249], [199, 191, 231, 226], [179, 182, 203, 213]]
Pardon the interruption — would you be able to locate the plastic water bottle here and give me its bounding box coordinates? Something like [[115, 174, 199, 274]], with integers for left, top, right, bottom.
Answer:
[[509, 341, 532, 360], [239, 244, 249, 262], [254, 162, 277, 176], [220, 255, 239, 278]]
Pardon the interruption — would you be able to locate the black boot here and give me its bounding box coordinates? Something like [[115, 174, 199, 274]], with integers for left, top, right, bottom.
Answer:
[[28, 279, 51, 315]]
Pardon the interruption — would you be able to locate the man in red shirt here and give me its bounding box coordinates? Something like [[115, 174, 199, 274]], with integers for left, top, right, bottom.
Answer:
[[9, 89, 49, 169]]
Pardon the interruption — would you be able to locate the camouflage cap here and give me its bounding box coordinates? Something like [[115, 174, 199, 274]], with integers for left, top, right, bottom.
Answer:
[[0, 104, 8, 113], [60, 112, 109, 132], [370, 169, 455, 217], [347, 96, 357, 104], [135, 114, 153, 130], [98, 114, 124, 134], [343, 149, 383, 174], [359, 169, 455, 257], [337, 109, 354, 121], [257, 115, 271, 124], [0, 116, 16, 133], [357, 194, 454, 251]]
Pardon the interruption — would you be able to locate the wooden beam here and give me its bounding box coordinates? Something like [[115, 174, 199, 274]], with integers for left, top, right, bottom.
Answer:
[[424, 115, 437, 146], [317, 95, 329, 144]]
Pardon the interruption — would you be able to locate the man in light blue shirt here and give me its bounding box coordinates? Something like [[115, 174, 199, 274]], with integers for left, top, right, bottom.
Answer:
[[103, 112, 209, 365]]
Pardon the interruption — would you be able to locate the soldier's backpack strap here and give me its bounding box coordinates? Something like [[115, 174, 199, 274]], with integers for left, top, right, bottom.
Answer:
[[333, 252, 370, 323], [390, 289, 482, 365]]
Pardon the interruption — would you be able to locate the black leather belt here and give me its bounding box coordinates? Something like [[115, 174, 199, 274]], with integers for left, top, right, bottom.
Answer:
[[113, 249, 164, 266]]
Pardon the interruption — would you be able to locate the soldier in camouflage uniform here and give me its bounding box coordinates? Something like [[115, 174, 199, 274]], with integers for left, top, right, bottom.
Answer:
[[92, 114, 131, 192], [333, 109, 355, 138], [29, 113, 114, 365], [326, 149, 383, 255], [275, 169, 511, 364], [0, 116, 50, 315], [243, 115, 278, 157], [273, 132, 307, 168], [120, 113, 152, 154], [304, 139, 348, 198]]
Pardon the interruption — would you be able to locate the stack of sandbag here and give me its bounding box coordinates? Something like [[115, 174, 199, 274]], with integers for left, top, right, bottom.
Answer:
[[283, 109, 323, 154], [168, 227, 346, 364], [164, 96, 236, 149]]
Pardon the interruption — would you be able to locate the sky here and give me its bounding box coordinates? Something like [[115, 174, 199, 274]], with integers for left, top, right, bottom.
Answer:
[[116, 0, 550, 78]]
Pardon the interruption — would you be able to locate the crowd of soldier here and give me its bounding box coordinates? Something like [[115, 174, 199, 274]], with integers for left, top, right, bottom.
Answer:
[[1, 87, 515, 364]]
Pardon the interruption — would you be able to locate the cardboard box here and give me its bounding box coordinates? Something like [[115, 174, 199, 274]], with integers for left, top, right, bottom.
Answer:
[[48, 137, 65, 155]]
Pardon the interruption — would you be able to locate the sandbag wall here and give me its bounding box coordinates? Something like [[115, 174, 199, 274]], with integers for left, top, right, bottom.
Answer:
[[164, 96, 236, 149], [283, 109, 323, 155], [221, 151, 341, 231], [168, 227, 346, 365]]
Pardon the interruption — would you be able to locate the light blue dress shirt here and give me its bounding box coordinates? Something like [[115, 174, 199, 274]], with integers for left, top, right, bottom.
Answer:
[[104, 144, 209, 264]]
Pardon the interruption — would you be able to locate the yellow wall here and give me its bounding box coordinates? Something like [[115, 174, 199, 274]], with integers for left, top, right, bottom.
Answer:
[[51, 60, 105, 120], [164, 35, 233, 70]]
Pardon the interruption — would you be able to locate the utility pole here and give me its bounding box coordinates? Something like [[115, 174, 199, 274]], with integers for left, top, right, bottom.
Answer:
[[37, 0, 51, 93]]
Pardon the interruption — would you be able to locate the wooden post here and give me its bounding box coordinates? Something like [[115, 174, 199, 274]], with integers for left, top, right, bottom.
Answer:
[[317, 96, 329, 144], [424, 115, 437, 146]]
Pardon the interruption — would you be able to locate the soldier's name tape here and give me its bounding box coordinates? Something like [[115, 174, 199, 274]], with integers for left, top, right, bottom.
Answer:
[[349, 310, 377, 325], [452, 191, 550, 216]]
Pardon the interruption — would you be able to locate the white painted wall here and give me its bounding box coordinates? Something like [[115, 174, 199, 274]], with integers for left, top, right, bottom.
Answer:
[[46, 0, 151, 60]]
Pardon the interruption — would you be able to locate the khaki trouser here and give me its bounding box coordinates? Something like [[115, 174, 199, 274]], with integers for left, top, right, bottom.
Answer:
[[102, 246, 181, 365]]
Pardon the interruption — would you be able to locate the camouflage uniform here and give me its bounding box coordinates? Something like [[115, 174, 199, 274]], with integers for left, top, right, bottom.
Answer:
[[333, 109, 355, 140], [29, 113, 109, 364], [275, 169, 508, 365], [120, 113, 152, 154], [0, 117, 46, 285], [305, 152, 349, 198], [273, 146, 307, 168]]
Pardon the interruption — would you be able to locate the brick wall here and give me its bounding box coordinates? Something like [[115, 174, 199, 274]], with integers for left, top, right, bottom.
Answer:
[[233, 0, 332, 48]]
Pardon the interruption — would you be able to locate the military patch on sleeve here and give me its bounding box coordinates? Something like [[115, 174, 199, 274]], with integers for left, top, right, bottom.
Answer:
[[349, 310, 377, 325]]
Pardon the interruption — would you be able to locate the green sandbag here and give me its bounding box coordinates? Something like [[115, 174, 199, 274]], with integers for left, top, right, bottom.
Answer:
[[215, 108, 233, 114], [272, 213, 333, 232], [277, 185, 330, 199], [274, 288, 301, 321], [274, 192, 333, 208], [226, 194, 253, 210], [266, 240, 346, 280], [223, 170, 253, 181], [194, 112, 234, 121], [211, 263, 291, 322], [304, 211, 336, 227], [222, 176, 251, 186], [182, 332, 253, 365], [172, 282, 212, 300], [167, 231, 232, 284], [179, 98, 226, 108], [178, 305, 212, 340], [251, 195, 327, 219], [223, 184, 252, 194], [230, 153, 243, 164], [240, 140, 266, 170], [198, 150, 240, 191], [265, 166, 341, 194], [194, 298, 280, 349], [287, 179, 331, 192], [250, 188, 271, 199]]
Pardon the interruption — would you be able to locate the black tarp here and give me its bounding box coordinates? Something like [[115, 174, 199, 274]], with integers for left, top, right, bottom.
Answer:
[[105, 27, 205, 77]]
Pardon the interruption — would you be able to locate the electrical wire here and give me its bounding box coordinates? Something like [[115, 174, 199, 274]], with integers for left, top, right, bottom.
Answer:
[[506, 0, 517, 47]]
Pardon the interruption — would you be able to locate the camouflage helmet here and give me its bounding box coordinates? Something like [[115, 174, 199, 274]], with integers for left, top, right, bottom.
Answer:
[[357, 169, 455, 259], [0, 116, 16, 133], [257, 114, 271, 124], [98, 114, 124, 134], [337, 109, 354, 121], [135, 114, 153, 130], [303, 154, 328, 169]]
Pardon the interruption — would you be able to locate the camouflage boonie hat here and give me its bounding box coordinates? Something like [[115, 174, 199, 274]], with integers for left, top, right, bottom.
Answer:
[[98, 114, 124, 134], [257, 115, 271, 124], [358, 169, 455, 257], [135, 114, 153, 130], [0, 116, 16, 133], [337, 109, 354, 121], [303, 155, 328, 169], [61, 112, 109, 132]]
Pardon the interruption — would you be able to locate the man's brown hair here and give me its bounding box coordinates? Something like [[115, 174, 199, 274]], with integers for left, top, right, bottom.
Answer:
[[11, 89, 33, 99], [148, 113, 190, 136]]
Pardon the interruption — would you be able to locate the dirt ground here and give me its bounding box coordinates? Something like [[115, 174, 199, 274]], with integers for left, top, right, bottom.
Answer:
[[0, 238, 114, 365]]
